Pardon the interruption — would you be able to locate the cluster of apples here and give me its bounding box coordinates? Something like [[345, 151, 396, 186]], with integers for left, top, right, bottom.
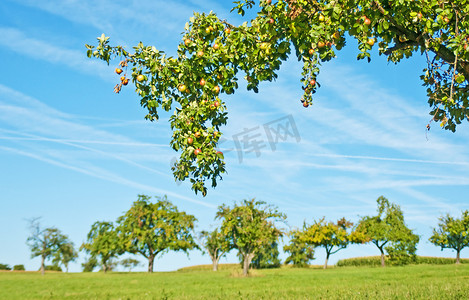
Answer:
[[301, 78, 316, 108], [187, 131, 223, 157], [114, 64, 146, 94]]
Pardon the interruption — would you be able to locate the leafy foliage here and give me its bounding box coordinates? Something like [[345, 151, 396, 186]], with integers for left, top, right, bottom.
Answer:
[[356, 196, 420, 266], [52, 241, 78, 272], [119, 258, 142, 272], [0, 264, 11, 270], [283, 229, 315, 267], [43, 265, 62, 272], [216, 198, 286, 275], [86, 0, 469, 195], [429, 210, 469, 263], [249, 241, 281, 269], [80, 221, 120, 273], [13, 265, 25, 271], [116, 195, 198, 272], [81, 256, 98, 272]]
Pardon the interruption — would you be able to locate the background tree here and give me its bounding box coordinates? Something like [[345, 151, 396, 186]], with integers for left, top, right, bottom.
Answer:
[[284, 229, 315, 267], [13, 265, 25, 271], [199, 228, 231, 271], [430, 210, 469, 264], [86, 1, 469, 196], [301, 217, 363, 269], [356, 196, 420, 267], [26, 218, 73, 275], [80, 221, 120, 273], [52, 242, 78, 272], [216, 198, 286, 276], [82, 256, 98, 272], [0, 264, 11, 270], [120, 258, 142, 272], [117, 195, 198, 273], [249, 241, 281, 269]]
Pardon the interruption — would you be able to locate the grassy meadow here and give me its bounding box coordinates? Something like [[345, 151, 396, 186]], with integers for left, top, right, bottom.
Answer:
[[1, 264, 468, 299]]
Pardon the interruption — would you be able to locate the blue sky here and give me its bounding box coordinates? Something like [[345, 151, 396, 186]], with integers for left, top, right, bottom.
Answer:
[[1, 0, 468, 272]]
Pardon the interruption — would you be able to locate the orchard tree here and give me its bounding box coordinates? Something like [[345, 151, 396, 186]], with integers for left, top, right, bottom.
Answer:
[[430, 210, 469, 264], [249, 241, 281, 269], [301, 217, 364, 269], [116, 195, 198, 273], [283, 229, 315, 267], [52, 242, 78, 272], [356, 196, 420, 267], [86, 1, 469, 196], [120, 258, 142, 272], [80, 221, 120, 273], [216, 198, 286, 276], [82, 256, 98, 272], [199, 228, 231, 271], [26, 218, 74, 275]]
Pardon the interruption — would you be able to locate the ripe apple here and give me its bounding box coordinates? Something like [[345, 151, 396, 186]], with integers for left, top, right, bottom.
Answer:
[[178, 84, 187, 92], [187, 137, 193, 145], [120, 76, 126, 82], [317, 41, 325, 48], [309, 48, 315, 55], [210, 104, 216, 110], [184, 38, 192, 46], [213, 131, 219, 137], [213, 86, 220, 94], [464, 44, 468, 51], [367, 38, 375, 46], [115, 68, 123, 75], [309, 79, 316, 86], [303, 101, 309, 108], [443, 16, 450, 23], [214, 101, 220, 107], [205, 27, 211, 34], [260, 42, 269, 50], [122, 78, 129, 85], [417, 12, 423, 20], [318, 14, 325, 22], [197, 50, 204, 58], [266, 0, 272, 4], [194, 132, 201, 138], [225, 28, 231, 35], [268, 18, 275, 24], [326, 41, 332, 48], [194, 148, 202, 156], [137, 74, 145, 82], [199, 79, 206, 86], [364, 18, 371, 25], [213, 43, 220, 50]]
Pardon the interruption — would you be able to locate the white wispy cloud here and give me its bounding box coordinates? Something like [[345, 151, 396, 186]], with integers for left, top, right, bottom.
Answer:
[[0, 83, 214, 208], [0, 27, 112, 80]]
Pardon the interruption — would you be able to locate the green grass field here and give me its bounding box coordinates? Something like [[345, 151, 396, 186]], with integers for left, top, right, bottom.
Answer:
[[1, 264, 468, 299]]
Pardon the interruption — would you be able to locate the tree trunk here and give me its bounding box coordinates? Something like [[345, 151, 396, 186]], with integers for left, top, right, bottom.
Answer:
[[40, 254, 45, 276], [102, 263, 107, 273], [323, 252, 329, 269], [212, 256, 220, 271], [456, 250, 461, 264], [243, 253, 255, 276], [379, 248, 386, 267], [148, 255, 155, 273]]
